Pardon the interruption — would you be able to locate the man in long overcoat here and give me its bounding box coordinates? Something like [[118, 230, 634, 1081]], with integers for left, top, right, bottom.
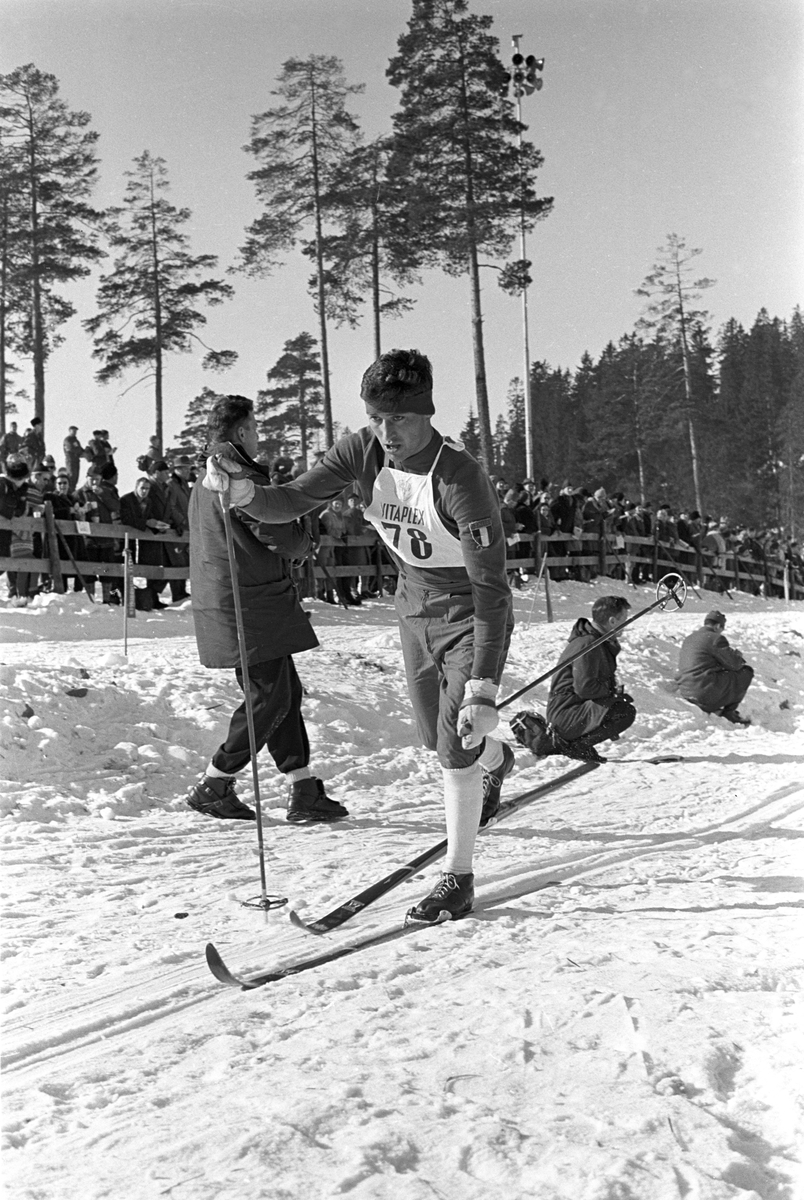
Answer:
[[187, 394, 347, 824]]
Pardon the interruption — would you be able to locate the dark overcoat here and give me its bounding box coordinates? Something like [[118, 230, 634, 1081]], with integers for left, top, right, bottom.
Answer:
[[546, 617, 620, 738], [189, 446, 318, 668], [675, 626, 750, 712]]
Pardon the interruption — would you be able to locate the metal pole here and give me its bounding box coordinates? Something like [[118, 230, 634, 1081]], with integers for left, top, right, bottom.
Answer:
[[513, 34, 534, 481], [123, 532, 130, 656], [497, 572, 687, 711], [516, 89, 534, 481], [220, 489, 285, 913]]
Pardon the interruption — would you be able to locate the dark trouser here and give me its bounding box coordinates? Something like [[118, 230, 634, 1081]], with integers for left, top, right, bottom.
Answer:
[[688, 665, 754, 715], [395, 578, 514, 770], [211, 656, 310, 777], [563, 698, 637, 750], [720, 665, 753, 712]]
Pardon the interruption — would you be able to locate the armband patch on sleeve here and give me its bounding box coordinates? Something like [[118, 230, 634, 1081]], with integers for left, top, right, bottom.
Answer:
[[467, 518, 493, 548]]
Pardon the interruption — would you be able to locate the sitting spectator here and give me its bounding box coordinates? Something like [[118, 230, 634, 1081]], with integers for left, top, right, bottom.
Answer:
[[675, 610, 753, 725], [513, 595, 636, 764]]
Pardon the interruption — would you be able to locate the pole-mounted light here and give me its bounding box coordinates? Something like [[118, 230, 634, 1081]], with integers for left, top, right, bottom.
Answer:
[[505, 34, 545, 482]]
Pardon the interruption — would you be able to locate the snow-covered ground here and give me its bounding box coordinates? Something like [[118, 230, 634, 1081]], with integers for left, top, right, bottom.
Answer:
[[2, 579, 803, 1200]]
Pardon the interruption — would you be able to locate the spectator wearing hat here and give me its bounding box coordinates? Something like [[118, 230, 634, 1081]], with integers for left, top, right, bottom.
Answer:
[[0, 456, 31, 603], [140, 459, 176, 607], [81, 465, 122, 603], [46, 473, 84, 592], [675, 610, 753, 725], [0, 421, 22, 471], [521, 594, 637, 763], [136, 434, 161, 475], [165, 455, 194, 601], [21, 417, 46, 471], [63, 426, 84, 490]]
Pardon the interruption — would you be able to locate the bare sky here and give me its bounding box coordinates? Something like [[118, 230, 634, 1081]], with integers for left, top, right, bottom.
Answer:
[[3, 0, 803, 488]]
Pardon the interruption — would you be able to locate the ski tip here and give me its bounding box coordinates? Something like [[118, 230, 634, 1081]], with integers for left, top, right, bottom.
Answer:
[[288, 909, 326, 935]]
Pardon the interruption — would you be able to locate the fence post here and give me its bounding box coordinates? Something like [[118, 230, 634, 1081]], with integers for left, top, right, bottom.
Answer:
[[43, 502, 65, 594], [653, 530, 660, 584]]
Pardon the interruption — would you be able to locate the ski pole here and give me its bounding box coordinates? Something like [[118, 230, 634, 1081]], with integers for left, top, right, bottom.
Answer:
[[524, 549, 548, 631], [315, 548, 349, 609], [497, 572, 687, 711], [220, 488, 287, 914], [55, 523, 94, 601]]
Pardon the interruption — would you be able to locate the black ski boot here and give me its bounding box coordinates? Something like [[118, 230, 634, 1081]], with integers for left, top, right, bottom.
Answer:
[[286, 778, 349, 824], [480, 742, 516, 826], [550, 732, 606, 764], [719, 706, 751, 727], [406, 872, 474, 926], [187, 775, 256, 821], [510, 711, 556, 758]]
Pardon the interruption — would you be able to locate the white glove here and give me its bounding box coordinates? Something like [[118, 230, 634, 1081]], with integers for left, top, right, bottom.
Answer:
[[457, 678, 499, 749], [202, 456, 255, 507]]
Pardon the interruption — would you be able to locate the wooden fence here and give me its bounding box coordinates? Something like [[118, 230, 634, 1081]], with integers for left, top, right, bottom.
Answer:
[[1, 505, 802, 603]]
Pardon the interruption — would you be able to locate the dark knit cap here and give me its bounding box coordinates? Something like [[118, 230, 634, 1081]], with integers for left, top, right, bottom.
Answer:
[[704, 610, 726, 626], [5, 458, 30, 480]]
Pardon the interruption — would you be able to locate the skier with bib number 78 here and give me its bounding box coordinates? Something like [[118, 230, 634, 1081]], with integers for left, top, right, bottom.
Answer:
[[203, 349, 516, 925]]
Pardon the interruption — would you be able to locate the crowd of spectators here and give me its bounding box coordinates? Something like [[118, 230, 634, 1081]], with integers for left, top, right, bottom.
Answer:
[[0, 424, 194, 607], [1, 425, 802, 606], [488, 474, 802, 596]]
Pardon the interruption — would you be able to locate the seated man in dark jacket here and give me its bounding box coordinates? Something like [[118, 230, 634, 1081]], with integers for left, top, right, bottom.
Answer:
[[512, 595, 636, 764], [187, 394, 347, 825], [675, 610, 752, 725]]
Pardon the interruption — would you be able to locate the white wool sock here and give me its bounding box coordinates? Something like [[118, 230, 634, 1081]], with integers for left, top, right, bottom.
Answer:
[[477, 737, 504, 773], [206, 763, 236, 779], [442, 761, 483, 875], [286, 767, 312, 783]]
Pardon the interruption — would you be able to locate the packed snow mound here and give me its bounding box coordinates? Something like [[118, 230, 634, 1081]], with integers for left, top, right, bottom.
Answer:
[[1, 581, 801, 824], [2, 581, 802, 1200]]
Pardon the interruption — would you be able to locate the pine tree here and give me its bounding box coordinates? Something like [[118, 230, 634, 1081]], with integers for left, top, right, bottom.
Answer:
[[386, 0, 552, 467], [313, 138, 420, 357], [84, 151, 237, 454], [635, 234, 716, 514], [236, 55, 363, 446], [0, 157, 28, 433], [0, 63, 103, 431], [500, 377, 525, 481], [458, 407, 481, 459], [493, 412, 508, 474], [171, 385, 224, 458], [256, 332, 324, 463], [777, 308, 804, 537]]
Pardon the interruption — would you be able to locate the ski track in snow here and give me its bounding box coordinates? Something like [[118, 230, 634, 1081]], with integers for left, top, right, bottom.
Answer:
[[1, 582, 803, 1200]]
